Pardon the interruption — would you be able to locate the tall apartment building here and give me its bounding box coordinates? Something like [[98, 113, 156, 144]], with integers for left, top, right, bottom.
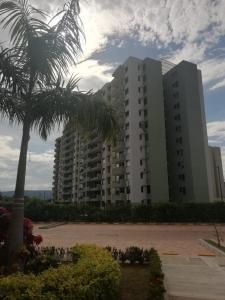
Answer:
[[208, 146, 225, 200], [53, 56, 222, 204], [163, 61, 213, 202]]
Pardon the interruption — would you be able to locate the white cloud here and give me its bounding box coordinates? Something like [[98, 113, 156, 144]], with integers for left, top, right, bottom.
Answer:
[[0, 134, 54, 191], [79, 0, 225, 90], [3, 0, 225, 91], [72, 59, 115, 91]]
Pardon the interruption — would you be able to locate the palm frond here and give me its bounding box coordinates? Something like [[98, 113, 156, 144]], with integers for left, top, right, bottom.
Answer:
[[0, 0, 49, 47], [29, 85, 118, 141], [0, 47, 28, 93], [0, 89, 25, 123]]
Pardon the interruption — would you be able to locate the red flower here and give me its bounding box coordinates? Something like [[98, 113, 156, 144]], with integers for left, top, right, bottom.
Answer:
[[33, 235, 43, 245]]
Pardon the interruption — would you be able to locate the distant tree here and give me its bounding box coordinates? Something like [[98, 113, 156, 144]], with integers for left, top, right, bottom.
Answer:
[[0, 0, 117, 259]]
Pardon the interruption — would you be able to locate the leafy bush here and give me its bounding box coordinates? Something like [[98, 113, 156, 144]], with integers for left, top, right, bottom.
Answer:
[[148, 248, 165, 300], [0, 244, 121, 300]]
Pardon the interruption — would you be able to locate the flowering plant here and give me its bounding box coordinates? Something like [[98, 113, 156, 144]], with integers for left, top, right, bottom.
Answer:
[[0, 207, 42, 247]]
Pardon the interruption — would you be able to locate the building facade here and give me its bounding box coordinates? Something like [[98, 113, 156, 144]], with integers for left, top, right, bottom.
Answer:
[[208, 146, 225, 201], [53, 57, 223, 204], [163, 60, 214, 202]]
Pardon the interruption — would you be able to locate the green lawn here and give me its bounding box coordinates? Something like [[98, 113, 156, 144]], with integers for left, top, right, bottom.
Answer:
[[119, 265, 149, 300]]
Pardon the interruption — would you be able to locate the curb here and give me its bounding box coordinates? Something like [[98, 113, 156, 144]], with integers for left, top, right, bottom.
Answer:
[[199, 239, 225, 256]]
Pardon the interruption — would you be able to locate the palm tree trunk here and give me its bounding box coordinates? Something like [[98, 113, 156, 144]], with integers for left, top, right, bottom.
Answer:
[[8, 119, 30, 260]]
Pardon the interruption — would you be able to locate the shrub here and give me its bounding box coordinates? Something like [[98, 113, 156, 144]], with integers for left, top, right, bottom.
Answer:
[[148, 248, 165, 300], [0, 244, 121, 300], [124, 246, 144, 264], [1, 199, 224, 223]]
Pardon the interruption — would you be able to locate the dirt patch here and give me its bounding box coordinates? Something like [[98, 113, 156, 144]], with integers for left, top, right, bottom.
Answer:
[[119, 265, 149, 300]]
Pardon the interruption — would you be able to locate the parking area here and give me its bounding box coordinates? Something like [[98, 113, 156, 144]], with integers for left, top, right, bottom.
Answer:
[[33, 223, 223, 255]]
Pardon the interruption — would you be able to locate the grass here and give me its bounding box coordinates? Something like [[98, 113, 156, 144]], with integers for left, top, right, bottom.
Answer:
[[205, 239, 225, 253], [119, 265, 149, 300]]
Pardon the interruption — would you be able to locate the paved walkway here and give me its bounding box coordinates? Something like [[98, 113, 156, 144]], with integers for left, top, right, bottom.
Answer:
[[162, 255, 225, 300], [34, 223, 219, 255]]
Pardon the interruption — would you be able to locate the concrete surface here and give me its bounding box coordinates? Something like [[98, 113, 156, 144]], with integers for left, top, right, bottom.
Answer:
[[162, 255, 225, 300], [34, 223, 220, 255]]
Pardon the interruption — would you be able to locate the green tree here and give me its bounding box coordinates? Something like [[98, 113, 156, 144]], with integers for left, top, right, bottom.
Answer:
[[0, 0, 117, 258]]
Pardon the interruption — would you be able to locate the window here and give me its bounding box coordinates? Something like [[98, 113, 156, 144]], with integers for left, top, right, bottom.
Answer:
[[177, 149, 184, 156], [138, 75, 141, 82], [140, 172, 143, 179], [178, 174, 185, 181], [138, 87, 141, 93], [179, 186, 186, 195], [174, 102, 180, 109], [125, 99, 129, 106], [125, 111, 129, 117], [172, 81, 179, 88], [143, 86, 147, 93], [138, 98, 141, 104], [139, 110, 142, 116], [125, 88, 129, 95], [144, 109, 148, 116], [175, 125, 182, 132], [143, 75, 146, 82], [140, 159, 143, 166], [126, 186, 130, 193], [141, 186, 144, 193], [124, 77, 128, 84], [139, 134, 142, 140], [173, 92, 179, 99], [147, 185, 151, 194], [176, 137, 183, 144], [125, 123, 129, 130], [125, 134, 129, 141], [145, 133, 149, 141], [144, 97, 147, 105], [174, 114, 181, 121]]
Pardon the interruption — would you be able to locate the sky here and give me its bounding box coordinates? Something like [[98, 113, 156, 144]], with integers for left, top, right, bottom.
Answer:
[[1, 0, 225, 191]]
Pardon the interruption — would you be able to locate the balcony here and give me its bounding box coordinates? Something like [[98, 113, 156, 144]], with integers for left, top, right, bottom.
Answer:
[[87, 174, 102, 182], [112, 153, 125, 163], [63, 174, 73, 180], [86, 144, 102, 154], [112, 166, 125, 176], [86, 163, 101, 172], [86, 154, 102, 164], [111, 194, 126, 202], [112, 142, 124, 152], [112, 179, 125, 187]]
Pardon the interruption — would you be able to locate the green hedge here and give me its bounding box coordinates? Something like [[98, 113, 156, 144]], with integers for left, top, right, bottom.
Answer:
[[1, 199, 225, 222], [148, 249, 165, 300], [0, 245, 121, 300]]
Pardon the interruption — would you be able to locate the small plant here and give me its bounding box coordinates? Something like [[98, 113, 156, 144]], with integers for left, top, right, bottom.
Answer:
[[125, 246, 144, 264]]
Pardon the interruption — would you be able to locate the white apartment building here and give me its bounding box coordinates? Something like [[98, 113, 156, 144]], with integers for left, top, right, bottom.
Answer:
[[53, 57, 223, 204]]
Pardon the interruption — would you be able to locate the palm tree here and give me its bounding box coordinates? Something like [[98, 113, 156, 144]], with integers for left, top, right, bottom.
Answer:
[[0, 0, 117, 258]]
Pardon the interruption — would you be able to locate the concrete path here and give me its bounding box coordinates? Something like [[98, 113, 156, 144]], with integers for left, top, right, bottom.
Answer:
[[162, 255, 225, 300]]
